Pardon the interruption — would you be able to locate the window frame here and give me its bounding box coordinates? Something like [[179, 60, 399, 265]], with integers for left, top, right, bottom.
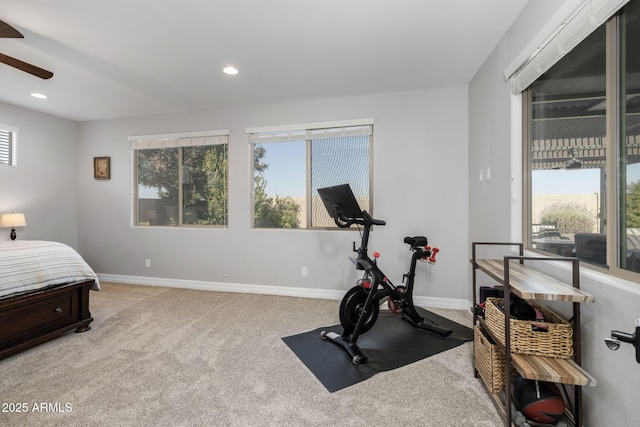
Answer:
[[522, 8, 640, 283], [246, 119, 374, 230], [129, 129, 230, 228]]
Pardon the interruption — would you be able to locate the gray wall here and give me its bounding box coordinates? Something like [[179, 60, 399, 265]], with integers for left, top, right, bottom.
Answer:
[[469, 0, 640, 425], [76, 88, 470, 305], [0, 101, 79, 246]]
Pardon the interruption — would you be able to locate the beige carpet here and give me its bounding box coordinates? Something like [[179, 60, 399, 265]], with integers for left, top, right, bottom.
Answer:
[[0, 282, 501, 426]]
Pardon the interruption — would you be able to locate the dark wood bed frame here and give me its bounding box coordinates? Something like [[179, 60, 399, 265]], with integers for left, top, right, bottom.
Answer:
[[0, 279, 94, 360]]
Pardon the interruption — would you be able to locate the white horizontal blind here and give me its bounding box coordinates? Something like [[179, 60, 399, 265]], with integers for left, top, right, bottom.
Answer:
[[247, 123, 373, 144], [129, 130, 229, 150], [0, 124, 19, 167], [506, 0, 629, 94]]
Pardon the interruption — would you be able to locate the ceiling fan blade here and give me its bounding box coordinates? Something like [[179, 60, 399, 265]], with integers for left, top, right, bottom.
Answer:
[[0, 20, 24, 38], [0, 52, 53, 79]]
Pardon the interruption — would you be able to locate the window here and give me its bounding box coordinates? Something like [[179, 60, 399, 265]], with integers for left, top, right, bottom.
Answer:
[[130, 131, 229, 227], [618, 0, 640, 273], [247, 121, 373, 229], [0, 125, 18, 167], [524, 0, 640, 278]]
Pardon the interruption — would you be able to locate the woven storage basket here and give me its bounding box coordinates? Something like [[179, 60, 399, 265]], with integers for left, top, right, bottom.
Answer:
[[474, 325, 505, 393], [484, 297, 573, 359]]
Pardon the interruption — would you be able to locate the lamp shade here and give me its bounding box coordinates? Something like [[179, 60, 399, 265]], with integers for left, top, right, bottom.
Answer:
[[0, 213, 27, 228]]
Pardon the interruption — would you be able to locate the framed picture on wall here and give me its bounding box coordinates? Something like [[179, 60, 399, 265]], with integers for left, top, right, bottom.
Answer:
[[94, 156, 111, 180]]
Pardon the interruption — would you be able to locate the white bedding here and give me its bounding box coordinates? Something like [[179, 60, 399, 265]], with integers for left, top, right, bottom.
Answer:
[[0, 240, 100, 299]]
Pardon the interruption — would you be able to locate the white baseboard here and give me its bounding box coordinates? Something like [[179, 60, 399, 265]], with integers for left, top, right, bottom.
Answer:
[[414, 295, 471, 311], [97, 273, 470, 310]]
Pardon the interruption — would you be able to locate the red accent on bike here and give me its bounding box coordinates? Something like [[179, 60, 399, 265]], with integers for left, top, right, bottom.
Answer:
[[362, 280, 371, 289], [429, 247, 440, 263], [373, 252, 380, 258]]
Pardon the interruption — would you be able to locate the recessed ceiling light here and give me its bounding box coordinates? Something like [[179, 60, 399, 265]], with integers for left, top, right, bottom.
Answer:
[[223, 66, 238, 75], [30, 92, 48, 99]]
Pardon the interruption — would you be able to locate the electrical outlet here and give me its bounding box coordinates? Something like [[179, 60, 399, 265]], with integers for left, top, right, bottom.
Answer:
[[479, 169, 484, 181], [486, 167, 491, 181], [301, 267, 308, 277], [145, 259, 151, 268]]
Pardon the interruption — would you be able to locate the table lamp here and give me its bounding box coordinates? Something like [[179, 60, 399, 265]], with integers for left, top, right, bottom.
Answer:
[[0, 212, 27, 240]]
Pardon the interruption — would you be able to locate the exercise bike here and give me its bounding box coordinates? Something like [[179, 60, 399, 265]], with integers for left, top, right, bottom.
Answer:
[[317, 184, 452, 364]]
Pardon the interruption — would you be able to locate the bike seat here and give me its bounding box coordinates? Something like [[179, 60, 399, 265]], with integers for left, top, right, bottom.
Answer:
[[404, 236, 428, 247]]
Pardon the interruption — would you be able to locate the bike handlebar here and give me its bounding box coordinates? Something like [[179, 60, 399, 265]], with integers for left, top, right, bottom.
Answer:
[[332, 207, 386, 229]]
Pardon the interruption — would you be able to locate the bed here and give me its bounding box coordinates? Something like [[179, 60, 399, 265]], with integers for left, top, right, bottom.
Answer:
[[0, 240, 100, 359]]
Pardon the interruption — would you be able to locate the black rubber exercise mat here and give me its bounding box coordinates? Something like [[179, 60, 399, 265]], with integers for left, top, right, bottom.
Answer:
[[282, 307, 473, 392]]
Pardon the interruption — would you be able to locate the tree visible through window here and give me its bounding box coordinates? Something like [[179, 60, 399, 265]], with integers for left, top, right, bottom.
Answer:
[[253, 141, 304, 228], [248, 123, 372, 229], [131, 133, 228, 227]]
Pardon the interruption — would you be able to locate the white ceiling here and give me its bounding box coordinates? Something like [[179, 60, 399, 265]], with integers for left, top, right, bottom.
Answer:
[[0, 0, 528, 122]]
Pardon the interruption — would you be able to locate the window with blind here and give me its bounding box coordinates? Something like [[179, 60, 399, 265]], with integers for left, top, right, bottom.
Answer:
[[521, 0, 640, 279], [130, 130, 229, 227], [246, 120, 373, 229], [0, 125, 18, 167]]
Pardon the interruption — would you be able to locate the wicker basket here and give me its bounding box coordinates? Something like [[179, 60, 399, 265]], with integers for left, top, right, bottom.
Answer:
[[474, 325, 505, 393], [484, 297, 573, 359]]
